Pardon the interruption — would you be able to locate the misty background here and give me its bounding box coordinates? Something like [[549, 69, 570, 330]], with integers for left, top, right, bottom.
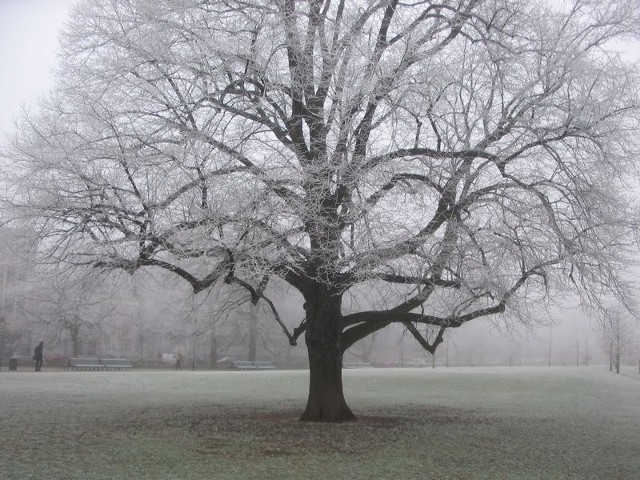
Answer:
[[0, 0, 638, 372], [1, 223, 634, 370]]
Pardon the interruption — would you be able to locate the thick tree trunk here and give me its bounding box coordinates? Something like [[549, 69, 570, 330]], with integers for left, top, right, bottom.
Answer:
[[300, 286, 355, 423], [248, 302, 257, 362], [301, 344, 354, 422]]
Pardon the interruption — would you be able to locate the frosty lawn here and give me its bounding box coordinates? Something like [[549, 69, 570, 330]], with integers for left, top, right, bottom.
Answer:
[[1, 367, 638, 480]]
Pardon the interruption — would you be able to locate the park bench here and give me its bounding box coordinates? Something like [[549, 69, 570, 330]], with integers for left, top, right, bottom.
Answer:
[[65, 357, 104, 371], [253, 361, 276, 370], [230, 360, 276, 370], [231, 360, 257, 370], [101, 358, 133, 370]]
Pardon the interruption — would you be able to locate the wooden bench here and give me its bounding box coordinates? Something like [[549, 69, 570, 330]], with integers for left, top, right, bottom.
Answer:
[[101, 358, 133, 370], [231, 360, 257, 370], [230, 360, 276, 370], [65, 357, 104, 371], [253, 361, 276, 370]]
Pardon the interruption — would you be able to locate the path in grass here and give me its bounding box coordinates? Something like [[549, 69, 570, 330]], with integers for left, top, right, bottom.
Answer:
[[1, 366, 638, 480]]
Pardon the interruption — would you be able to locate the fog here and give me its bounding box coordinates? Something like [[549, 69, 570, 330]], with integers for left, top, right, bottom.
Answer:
[[0, 1, 638, 373], [1, 226, 636, 371]]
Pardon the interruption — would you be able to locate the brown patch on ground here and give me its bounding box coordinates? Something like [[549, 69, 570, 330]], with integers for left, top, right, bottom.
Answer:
[[87, 404, 493, 458]]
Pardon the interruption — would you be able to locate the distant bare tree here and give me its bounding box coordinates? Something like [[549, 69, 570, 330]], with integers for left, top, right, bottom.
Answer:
[[3, 0, 640, 421], [181, 285, 246, 369], [23, 269, 115, 357], [347, 331, 377, 364], [0, 316, 8, 368], [600, 308, 637, 374]]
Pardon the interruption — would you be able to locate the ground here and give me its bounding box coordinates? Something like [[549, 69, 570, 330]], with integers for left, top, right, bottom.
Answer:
[[1, 366, 639, 479]]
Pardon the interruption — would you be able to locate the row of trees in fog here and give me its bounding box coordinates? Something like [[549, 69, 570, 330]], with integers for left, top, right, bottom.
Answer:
[[0, 256, 295, 366], [1, 0, 640, 421], [3, 249, 639, 374], [2, 222, 640, 375]]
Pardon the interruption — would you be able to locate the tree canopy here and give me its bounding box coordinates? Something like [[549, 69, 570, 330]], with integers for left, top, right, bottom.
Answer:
[[3, 0, 640, 421]]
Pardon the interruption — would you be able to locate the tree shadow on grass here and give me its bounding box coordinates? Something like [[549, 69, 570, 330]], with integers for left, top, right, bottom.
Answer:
[[97, 404, 495, 457]]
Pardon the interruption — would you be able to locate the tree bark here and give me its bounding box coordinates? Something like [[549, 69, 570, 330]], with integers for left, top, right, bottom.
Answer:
[[70, 325, 80, 357], [300, 285, 355, 423], [209, 331, 217, 369], [248, 302, 257, 362]]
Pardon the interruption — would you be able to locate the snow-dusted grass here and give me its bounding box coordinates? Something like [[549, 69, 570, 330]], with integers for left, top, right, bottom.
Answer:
[[1, 366, 639, 480]]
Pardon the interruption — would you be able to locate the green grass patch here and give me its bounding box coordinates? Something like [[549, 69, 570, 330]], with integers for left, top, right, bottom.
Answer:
[[1, 367, 638, 479]]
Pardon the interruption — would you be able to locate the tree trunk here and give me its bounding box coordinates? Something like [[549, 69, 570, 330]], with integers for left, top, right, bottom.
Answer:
[[70, 326, 80, 357], [138, 331, 144, 361], [300, 286, 355, 423], [248, 302, 257, 362], [609, 341, 613, 371], [209, 331, 217, 369], [192, 336, 197, 371]]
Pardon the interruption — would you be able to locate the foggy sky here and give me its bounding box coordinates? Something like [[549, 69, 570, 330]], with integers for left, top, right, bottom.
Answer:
[[0, 0, 637, 366], [0, 0, 77, 138]]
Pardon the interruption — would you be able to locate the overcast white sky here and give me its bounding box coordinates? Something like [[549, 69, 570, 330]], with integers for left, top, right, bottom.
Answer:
[[0, 0, 77, 140], [1, 0, 638, 354], [0, 0, 638, 140]]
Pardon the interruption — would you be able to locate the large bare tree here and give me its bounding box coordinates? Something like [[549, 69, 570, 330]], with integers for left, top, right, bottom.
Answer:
[[3, 0, 640, 421]]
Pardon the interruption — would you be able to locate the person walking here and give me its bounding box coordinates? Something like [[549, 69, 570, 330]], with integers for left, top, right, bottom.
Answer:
[[34, 341, 44, 372], [175, 352, 183, 370]]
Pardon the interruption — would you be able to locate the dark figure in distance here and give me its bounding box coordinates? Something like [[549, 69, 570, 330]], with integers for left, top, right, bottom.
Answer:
[[175, 353, 182, 370], [34, 341, 44, 372]]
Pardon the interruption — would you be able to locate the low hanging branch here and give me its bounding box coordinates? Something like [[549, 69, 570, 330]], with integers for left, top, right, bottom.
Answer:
[[341, 261, 555, 353], [224, 269, 300, 346], [402, 322, 447, 354]]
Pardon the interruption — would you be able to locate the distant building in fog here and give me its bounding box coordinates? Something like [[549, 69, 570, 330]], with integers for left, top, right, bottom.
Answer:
[[0, 227, 38, 358], [0, 227, 37, 318]]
